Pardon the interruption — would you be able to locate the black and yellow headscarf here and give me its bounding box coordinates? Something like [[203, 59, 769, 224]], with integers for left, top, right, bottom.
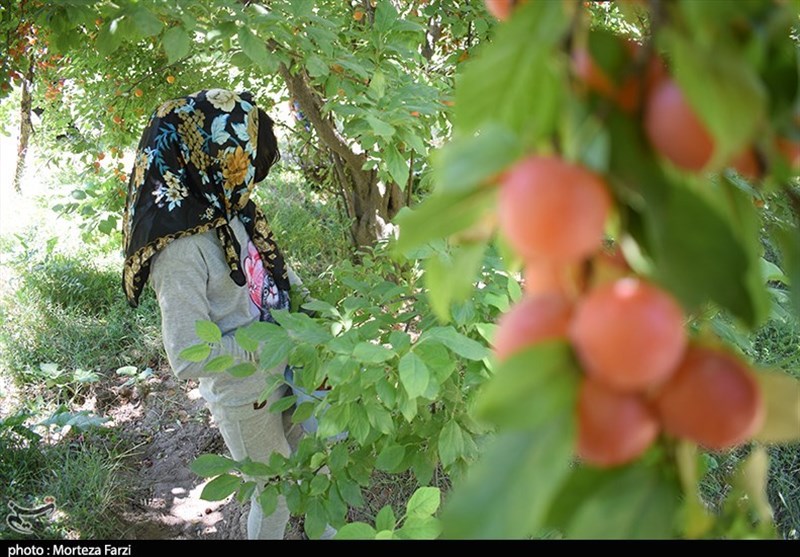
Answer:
[[122, 89, 289, 307]]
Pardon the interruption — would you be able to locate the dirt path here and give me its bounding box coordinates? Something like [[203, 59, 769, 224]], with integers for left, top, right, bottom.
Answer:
[[101, 373, 302, 540]]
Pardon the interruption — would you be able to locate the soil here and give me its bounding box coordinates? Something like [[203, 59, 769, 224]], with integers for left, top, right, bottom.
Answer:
[[99, 372, 305, 540]]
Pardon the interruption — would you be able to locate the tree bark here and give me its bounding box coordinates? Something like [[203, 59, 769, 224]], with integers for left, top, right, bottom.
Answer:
[[13, 55, 34, 193], [277, 62, 407, 247]]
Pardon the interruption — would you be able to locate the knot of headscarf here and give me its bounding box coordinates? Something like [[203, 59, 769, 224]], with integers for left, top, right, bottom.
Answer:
[[122, 89, 289, 307]]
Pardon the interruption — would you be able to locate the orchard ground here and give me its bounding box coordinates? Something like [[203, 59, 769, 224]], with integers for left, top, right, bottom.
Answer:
[[0, 132, 420, 539]]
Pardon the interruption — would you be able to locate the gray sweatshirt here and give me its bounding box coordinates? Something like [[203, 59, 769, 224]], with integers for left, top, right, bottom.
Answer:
[[149, 217, 299, 407]]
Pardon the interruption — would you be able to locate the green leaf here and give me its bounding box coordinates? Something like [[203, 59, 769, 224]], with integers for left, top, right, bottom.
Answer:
[[238, 27, 271, 70], [376, 444, 405, 472], [733, 446, 773, 525], [96, 17, 125, 56], [97, 217, 115, 235], [455, 0, 567, 142], [566, 465, 680, 539], [200, 474, 240, 501], [196, 320, 222, 343], [337, 478, 364, 508], [441, 418, 575, 539], [406, 487, 440, 518], [478, 341, 580, 430], [353, 342, 396, 364], [778, 225, 800, 318], [316, 404, 350, 439], [365, 403, 394, 435], [415, 342, 456, 383], [607, 115, 768, 326], [272, 310, 332, 345], [666, 33, 766, 169], [305, 499, 328, 539], [366, 115, 396, 139], [507, 275, 523, 303], [586, 28, 629, 83], [328, 330, 360, 355], [287, 0, 314, 18], [425, 243, 487, 323], [239, 460, 271, 477], [753, 370, 800, 444], [162, 26, 191, 64], [368, 70, 387, 100], [421, 327, 490, 361], [40, 410, 108, 431], [257, 373, 286, 405], [433, 124, 521, 195], [236, 481, 256, 504], [373, 0, 398, 33], [398, 352, 430, 398], [73, 368, 100, 384], [656, 182, 764, 325], [116, 366, 137, 377], [375, 506, 396, 532], [310, 474, 330, 496], [438, 421, 465, 468], [306, 55, 329, 78], [258, 333, 292, 371], [335, 522, 377, 540], [474, 323, 498, 345], [544, 466, 621, 532], [191, 454, 235, 478], [349, 404, 371, 445], [244, 321, 283, 341], [398, 393, 418, 422], [673, 442, 714, 539], [179, 343, 210, 362], [258, 486, 278, 516], [389, 331, 411, 354], [235, 327, 259, 352], [325, 355, 358, 385], [291, 402, 316, 424], [394, 187, 497, 255], [203, 354, 234, 373], [396, 516, 441, 540], [132, 8, 163, 37], [227, 362, 257, 378], [384, 144, 409, 186], [269, 395, 297, 414], [302, 299, 337, 315], [761, 258, 789, 285]]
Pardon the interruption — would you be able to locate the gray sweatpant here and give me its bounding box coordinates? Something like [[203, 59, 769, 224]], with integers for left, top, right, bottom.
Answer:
[[207, 390, 292, 540]]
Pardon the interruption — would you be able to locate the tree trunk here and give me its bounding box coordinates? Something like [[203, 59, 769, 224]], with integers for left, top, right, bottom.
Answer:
[[277, 62, 407, 247], [13, 55, 34, 193]]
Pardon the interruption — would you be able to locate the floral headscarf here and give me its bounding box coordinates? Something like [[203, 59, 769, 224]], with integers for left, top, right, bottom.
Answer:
[[122, 89, 290, 307]]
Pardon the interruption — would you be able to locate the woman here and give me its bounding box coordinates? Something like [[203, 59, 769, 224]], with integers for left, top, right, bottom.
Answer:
[[122, 89, 298, 539]]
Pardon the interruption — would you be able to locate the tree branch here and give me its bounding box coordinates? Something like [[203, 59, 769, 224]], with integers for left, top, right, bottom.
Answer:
[[276, 61, 369, 188]]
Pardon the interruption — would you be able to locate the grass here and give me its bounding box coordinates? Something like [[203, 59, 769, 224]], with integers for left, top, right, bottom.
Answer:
[[0, 238, 164, 387], [751, 317, 800, 538], [702, 315, 800, 539], [253, 167, 353, 284], [0, 411, 131, 540], [0, 218, 159, 539], [39, 440, 130, 539]]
